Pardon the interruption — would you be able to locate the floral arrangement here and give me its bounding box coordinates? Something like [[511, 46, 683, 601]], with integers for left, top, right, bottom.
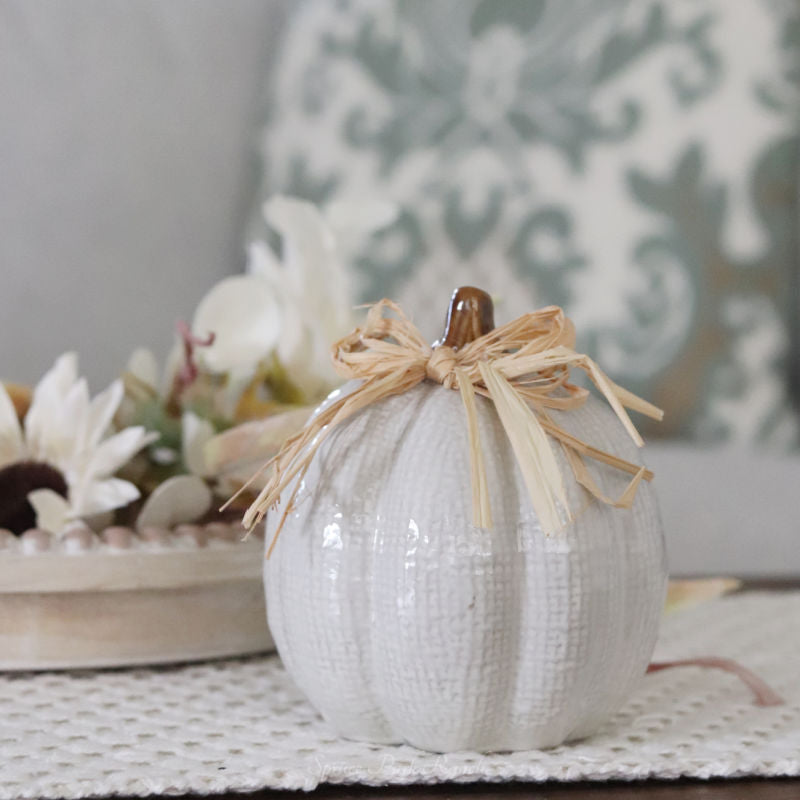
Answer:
[[0, 196, 381, 538]]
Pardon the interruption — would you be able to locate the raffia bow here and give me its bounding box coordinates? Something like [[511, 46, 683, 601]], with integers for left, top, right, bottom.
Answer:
[[243, 297, 663, 557]]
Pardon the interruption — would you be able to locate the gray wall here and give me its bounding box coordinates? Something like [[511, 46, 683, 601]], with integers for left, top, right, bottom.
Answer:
[[647, 444, 800, 577], [0, 0, 284, 389]]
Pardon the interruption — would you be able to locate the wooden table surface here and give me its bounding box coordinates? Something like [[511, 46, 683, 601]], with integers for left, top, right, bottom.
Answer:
[[158, 777, 800, 800], [147, 581, 800, 800], [206, 780, 800, 799]]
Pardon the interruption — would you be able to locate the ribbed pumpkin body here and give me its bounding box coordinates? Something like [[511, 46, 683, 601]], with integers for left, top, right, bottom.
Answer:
[[264, 381, 666, 752]]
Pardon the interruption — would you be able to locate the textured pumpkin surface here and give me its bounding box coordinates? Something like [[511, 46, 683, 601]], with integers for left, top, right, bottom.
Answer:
[[265, 382, 666, 752]]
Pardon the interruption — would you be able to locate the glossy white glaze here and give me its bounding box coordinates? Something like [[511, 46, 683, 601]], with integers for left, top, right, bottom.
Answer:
[[265, 382, 666, 752]]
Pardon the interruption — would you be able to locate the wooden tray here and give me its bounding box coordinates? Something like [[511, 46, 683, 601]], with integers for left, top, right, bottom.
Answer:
[[0, 522, 273, 670]]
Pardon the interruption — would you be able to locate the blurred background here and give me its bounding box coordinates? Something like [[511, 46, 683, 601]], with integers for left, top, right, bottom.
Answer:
[[1, 0, 798, 574]]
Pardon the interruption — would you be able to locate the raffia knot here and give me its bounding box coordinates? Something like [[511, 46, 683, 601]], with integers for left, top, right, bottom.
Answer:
[[241, 297, 664, 557], [425, 346, 458, 388]]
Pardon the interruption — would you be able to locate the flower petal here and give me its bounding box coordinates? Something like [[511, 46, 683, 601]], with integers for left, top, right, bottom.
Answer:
[[126, 348, 159, 390], [84, 426, 157, 480], [182, 411, 216, 477], [136, 474, 212, 530], [24, 353, 79, 458], [28, 489, 71, 534], [263, 196, 356, 387], [74, 478, 141, 518], [38, 352, 79, 397], [0, 383, 24, 466], [192, 275, 282, 376], [246, 240, 283, 285], [81, 379, 125, 452], [275, 328, 327, 399], [203, 406, 312, 483], [263, 196, 338, 301], [265, 195, 354, 326], [52, 378, 90, 464]]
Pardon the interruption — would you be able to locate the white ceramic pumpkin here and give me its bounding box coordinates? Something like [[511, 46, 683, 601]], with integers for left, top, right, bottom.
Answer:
[[263, 292, 666, 753]]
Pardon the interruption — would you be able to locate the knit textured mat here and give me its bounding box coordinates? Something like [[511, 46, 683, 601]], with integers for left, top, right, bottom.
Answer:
[[1, 592, 798, 798]]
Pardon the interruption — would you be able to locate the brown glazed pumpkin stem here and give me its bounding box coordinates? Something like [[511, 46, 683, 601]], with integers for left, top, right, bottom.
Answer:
[[438, 287, 495, 349]]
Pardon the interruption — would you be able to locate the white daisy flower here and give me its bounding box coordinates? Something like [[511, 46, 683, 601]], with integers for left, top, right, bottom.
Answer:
[[0, 353, 157, 535]]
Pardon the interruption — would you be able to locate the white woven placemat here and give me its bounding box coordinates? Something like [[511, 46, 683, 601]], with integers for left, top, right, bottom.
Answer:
[[1, 591, 798, 799]]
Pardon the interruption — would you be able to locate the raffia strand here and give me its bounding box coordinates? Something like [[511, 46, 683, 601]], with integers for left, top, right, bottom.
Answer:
[[242, 300, 663, 558]]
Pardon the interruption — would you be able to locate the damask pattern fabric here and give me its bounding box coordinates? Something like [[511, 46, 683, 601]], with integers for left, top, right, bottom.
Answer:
[[253, 0, 800, 444]]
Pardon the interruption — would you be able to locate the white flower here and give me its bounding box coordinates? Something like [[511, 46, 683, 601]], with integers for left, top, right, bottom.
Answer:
[[191, 195, 394, 400], [0, 353, 157, 535]]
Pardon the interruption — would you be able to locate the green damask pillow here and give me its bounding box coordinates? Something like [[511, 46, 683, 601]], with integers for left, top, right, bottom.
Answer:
[[252, 0, 799, 445]]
